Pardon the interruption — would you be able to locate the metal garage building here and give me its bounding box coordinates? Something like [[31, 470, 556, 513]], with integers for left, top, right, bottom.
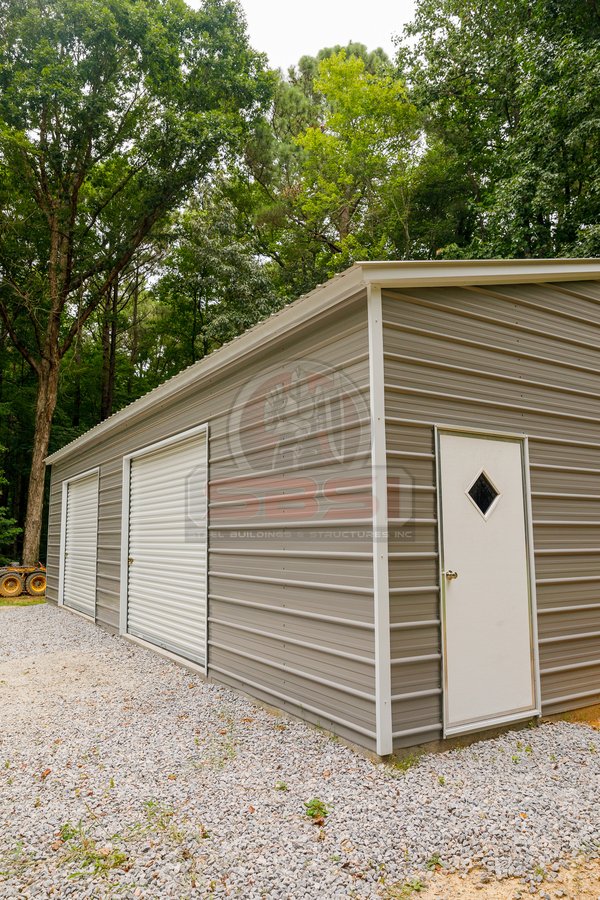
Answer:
[[45, 259, 600, 756]]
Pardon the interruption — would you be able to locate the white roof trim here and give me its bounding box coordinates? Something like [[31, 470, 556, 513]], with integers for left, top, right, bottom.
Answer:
[[46, 258, 600, 465], [357, 257, 600, 286]]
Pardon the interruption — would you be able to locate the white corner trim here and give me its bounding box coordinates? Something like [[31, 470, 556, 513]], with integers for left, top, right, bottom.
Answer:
[[119, 456, 131, 636], [57, 467, 99, 610], [367, 283, 393, 756], [57, 482, 68, 607], [523, 436, 542, 715], [203, 424, 210, 677]]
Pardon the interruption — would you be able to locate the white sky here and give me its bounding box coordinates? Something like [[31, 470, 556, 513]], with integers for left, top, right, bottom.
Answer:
[[237, 0, 417, 71]]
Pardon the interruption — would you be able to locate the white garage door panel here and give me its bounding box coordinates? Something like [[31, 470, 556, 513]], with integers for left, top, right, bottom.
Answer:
[[63, 472, 99, 617], [126, 430, 208, 665]]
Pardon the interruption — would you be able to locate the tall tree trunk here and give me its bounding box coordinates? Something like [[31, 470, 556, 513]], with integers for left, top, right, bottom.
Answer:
[[22, 359, 60, 565], [72, 324, 82, 427], [127, 268, 139, 399], [100, 280, 118, 421]]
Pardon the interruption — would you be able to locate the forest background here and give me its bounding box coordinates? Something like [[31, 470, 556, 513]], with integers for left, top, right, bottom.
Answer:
[[1, 0, 598, 562]]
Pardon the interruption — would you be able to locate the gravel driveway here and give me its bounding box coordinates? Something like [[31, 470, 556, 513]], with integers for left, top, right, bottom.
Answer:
[[1, 605, 600, 899]]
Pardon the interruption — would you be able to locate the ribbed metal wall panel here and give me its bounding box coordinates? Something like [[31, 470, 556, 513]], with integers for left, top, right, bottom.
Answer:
[[126, 431, 208, 665], [46, 295, 376, 750], [383, 282, 600, 750], [62, 472, 99, 616]]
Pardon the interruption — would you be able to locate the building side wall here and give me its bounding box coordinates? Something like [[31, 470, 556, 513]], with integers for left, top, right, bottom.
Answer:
[[383, 280, 600, 750], [46, 294, 378, 750]]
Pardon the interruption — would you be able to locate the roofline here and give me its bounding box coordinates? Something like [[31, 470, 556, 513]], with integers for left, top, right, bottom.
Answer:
[[46, 258, 600, 465], [356, 257, 600, 286]]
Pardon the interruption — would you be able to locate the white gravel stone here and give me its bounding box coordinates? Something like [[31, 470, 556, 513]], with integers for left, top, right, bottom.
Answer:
[[1, 605, 600, 898]]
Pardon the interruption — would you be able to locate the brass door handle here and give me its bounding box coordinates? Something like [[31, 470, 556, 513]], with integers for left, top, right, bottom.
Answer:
[[128, 557, 134, 566], [444, 570, 458, 580]]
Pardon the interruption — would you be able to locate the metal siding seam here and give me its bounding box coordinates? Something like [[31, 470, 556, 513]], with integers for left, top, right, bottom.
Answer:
[[383, 412, 600, 452], [387, 383, 600, 427], [207, 571, 373, 594], [383, 318, 600, 380], [385, 350, 600, 403], [208, 640, 376, 701], [211, 449, 371, 486], [208, 593, 374, 629], [385, 288, 600, 355], [208, 615, 374, 664], [209, 664, 377, 740], [367, 283, 393, 755]]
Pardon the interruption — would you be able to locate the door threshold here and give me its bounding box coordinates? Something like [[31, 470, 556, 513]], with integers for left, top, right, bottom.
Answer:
[[444, 708, 540, 738], [61, 604, 95, 623], [123, 632, 208, 677]]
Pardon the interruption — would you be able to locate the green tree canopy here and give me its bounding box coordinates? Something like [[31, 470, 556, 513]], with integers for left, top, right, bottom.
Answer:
[[235, 46, 418, 296], [400, 0, 600, 257], [0, 0, 271, 561]]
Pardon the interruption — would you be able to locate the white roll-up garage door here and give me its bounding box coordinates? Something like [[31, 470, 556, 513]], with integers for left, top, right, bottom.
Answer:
[[125, 426, 208, 665], [62, 471, 99, 617]]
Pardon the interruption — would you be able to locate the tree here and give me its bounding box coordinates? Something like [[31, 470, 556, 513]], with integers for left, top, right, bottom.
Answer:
[[293, 51, 418, 268], [0, 442, 21, 564], [399, 0, 600, 257], [150, 184, 281, 376], [0, 0, 270, 562], [235, 46, 418, 297]]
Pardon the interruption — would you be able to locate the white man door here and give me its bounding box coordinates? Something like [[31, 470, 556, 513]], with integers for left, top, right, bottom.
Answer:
[[436, 430, 539, 736], [122, 426, 208, 666]]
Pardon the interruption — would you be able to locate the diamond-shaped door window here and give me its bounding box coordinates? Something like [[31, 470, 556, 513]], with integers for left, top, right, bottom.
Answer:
[[467, 471, 499, 516]]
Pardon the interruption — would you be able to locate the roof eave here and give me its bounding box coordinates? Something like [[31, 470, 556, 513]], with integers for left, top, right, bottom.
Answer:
[[45, 258, 600, 467], [45, 265, 366, 465], [358, 257, 600, 287]]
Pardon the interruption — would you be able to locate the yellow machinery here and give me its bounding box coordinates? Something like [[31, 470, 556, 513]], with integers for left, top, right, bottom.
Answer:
[[0, 563, 46, 598]]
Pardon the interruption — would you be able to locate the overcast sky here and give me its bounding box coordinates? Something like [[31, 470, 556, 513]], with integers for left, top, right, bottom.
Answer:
[[237, 0, 417, 71]]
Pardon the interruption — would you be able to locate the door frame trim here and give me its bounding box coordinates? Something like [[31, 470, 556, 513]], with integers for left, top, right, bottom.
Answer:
[[58, 467, 100, 616], [434, 425, 541, 738], [119, 423, 209, 674]]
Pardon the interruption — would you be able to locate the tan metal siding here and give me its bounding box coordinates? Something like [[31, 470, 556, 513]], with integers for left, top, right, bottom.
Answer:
[[46, 294, 376, 749], [383, 282, 600, 750], [45, 472, 61, 603]]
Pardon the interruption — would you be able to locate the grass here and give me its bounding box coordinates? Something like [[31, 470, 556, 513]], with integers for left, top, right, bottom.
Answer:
[[0, 841, 33, 878], [0, 596, 45, 607], [381, 877, 425, 898], [199, 710, 237, 769], [304, 798, 330, 822], [389, 751, 423, 774], [55, 822, 130, 879]]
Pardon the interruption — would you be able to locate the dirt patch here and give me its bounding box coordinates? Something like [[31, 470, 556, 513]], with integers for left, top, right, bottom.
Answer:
[[0, 648, 138, 724], [557, 705, 600, 732], [411, 856, 600, 899]]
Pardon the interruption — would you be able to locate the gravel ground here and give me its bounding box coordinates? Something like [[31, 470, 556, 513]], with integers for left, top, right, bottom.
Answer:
[[1, 605, 600, 899]]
